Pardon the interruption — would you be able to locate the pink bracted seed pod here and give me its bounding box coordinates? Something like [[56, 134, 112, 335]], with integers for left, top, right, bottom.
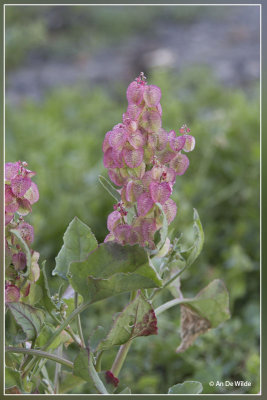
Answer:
[[102, 73, 195, 249]]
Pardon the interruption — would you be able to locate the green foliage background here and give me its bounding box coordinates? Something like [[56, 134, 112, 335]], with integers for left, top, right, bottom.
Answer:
[[5, 5, 260, 394]]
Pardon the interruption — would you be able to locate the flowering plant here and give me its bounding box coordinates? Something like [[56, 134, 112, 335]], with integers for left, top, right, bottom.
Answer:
[[5, 75, 230, 395]]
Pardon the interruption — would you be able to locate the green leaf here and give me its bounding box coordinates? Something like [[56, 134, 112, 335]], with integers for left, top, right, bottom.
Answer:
[[181, 208, 204, 266], [168, 381, 203, 394], [10, 229, 31, 276], [69, 242, 162, 303], [97, 291, 157, 351], [99, 175, 120, 202], [5, 366, 22, 390], [37, 261, 58, 312], [182, 279, 230, 328], [7, 302, 45, 340], [53, 217, 98, 280]]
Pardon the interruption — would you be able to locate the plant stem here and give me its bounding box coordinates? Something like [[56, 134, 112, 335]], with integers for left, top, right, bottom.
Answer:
[[75, 292, 85, 347], [110, 340, 132, 378], [54, 345, 63, 394], [5, 347, 73, 369], [88, 351, 108, 394], [30, 357, 47, 381], [155, 297, 187, 316]]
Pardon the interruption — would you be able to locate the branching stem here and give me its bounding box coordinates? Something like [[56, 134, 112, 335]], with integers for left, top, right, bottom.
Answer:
[[5, 347, 73, 369]]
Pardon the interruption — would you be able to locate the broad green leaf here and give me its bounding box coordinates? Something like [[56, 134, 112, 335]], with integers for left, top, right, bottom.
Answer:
[[182, 279, 230, 328], [99, 175, 120, 202], [10, 229, 31, 276], [73, 348, 108, 394], [7, 302, 45, 340], [97, 291, 157, 351], [37, 261, 58, 313], [181, 208, 204, 266], [69, 242, 162, 303], [53, 217, 98, 280], [168, 381, 203, 394], [5, 366, 22, 390]]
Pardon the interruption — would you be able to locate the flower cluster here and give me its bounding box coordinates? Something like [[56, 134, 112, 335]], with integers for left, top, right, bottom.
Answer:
[[103, 73, 195, 249], [5, 161, 40, 303]]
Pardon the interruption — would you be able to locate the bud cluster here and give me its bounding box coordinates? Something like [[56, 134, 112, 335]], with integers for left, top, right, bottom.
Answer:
[[5, 161, 40, 303], [103, 73, 195, 249]]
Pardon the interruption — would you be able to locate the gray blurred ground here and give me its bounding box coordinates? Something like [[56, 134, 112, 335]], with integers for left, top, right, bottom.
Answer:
[[5, 5, 260, 104]]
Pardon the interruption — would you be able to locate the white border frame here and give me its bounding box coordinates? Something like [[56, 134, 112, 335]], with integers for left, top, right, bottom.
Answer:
[[3, 2, 262, 396]]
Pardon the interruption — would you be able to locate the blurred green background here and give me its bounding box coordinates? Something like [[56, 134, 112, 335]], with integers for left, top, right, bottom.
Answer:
[[5, 5, 260, 395]]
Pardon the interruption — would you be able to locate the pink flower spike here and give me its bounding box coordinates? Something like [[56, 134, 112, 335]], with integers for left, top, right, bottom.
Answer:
[[149, 181, 172, 205], [107, 210, 122, 232], [170, 153, 190, 175], [11, 176, 32, 198], [123, 147, 143, 168], [143, 85, 161, 107], [5, 162, 20, 180], [162, 198, 177, 224], [137, 192, 154, 216], [24, 182, 39, 205], [182, 135, 196, 152], [126, 81, 145, 105]]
